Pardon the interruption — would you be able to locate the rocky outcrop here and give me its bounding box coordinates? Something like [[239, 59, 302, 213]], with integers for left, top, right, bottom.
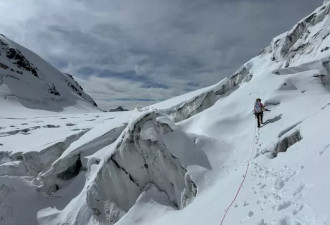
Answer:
[[5, 47, 39, 77], [64, 73, 98, 107], [109, 106, 129, 112]]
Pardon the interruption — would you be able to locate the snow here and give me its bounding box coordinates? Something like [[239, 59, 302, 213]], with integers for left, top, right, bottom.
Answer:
[[1, 1, 330, 225], [145, 78, 232, 122], [85, 111, 197, 224], [148, 80, 224, 110], [0, 34, 98, 114]]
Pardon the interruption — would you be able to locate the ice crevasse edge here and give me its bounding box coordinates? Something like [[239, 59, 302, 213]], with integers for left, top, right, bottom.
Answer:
[[85, 111, 199, 224]]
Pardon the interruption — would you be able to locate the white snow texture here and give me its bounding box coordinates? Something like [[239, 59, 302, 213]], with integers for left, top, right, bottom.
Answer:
[[1, 2, 330, 225]]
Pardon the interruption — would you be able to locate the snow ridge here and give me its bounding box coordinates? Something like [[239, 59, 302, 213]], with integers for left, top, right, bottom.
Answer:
[[1, 2, 330, 225], [0, 34, 98, 112], [86, 111, 197, 224]]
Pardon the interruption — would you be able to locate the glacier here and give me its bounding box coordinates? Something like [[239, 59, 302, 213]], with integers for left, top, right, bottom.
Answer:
[[1, 1, 330, 225]]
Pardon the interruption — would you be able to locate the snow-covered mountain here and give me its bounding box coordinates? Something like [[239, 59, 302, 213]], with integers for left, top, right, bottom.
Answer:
[[1, 2, 330, 225], [0, 34, 98, 114]]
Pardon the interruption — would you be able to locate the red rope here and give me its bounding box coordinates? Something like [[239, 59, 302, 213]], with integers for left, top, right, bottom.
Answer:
[[219, 162, 250, 225], [219, 122, 257, 225]]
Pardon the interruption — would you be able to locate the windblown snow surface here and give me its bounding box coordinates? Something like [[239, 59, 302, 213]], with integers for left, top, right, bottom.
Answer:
[[1, 2, 330, 225]]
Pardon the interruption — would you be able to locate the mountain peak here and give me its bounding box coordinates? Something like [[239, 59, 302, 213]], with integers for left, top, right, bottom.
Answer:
[[0, 35, 98, 113]]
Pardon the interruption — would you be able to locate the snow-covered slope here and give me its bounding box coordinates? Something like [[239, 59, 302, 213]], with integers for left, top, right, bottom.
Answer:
[[0, 34, 98, 114], [1, 2, 330, 225]]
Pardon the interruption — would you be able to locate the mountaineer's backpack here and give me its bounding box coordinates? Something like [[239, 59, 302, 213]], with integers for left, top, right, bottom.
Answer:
[[254, 102, 263, 113]]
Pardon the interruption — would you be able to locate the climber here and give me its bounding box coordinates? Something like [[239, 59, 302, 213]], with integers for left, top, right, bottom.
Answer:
[[254, 98, 269, 128]]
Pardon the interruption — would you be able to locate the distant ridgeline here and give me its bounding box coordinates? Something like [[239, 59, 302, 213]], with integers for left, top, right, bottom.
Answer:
[[109, 106, 129, 112], [0, 34, 98, 112]]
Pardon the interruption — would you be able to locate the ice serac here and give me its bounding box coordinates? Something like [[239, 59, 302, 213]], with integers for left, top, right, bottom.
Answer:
[[164, 79, 231, 122], [260, 2, 330, 69], [147, 60, 254, 123], [0, 34, 98, 111], [195, 1, 330, 101], [228, 1, 330, 93], [0, 130, 88, 178], [39, 124, 126, 193], [2, 2, 330, 225], [86, 111, 197, 224], [151, 77, 242, 123]]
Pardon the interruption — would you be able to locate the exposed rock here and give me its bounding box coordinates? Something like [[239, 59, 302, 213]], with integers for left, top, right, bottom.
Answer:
[[109, 106, 128, 112], [48, 84, 60, 96], [6, 48, 39, 77], [0, 35, 99, 111], [64, 73, 98, 107]]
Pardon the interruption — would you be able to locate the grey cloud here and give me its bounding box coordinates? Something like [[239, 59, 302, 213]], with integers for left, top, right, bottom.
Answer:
[[0, 0, 323, 109]]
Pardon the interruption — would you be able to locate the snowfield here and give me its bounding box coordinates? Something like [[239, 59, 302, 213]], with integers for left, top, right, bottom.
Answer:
[[1, 1, 330, 225]]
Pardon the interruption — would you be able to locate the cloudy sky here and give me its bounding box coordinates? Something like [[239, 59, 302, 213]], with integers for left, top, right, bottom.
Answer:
[[0, 0, 323, 109]]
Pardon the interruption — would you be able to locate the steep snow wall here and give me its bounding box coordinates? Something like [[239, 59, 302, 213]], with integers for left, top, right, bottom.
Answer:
[[3, 2, 330, 225], [262, 2, 330, 68], [156, 75, 252, 123], [143, 42, 256, 123], [164, 79, 230, 122], [40, 125, 126, 193], [0, 130, 88, 177], [86, 112, 197, 224], [227, 1, 330, 95], [0, 34, 98, 111]]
